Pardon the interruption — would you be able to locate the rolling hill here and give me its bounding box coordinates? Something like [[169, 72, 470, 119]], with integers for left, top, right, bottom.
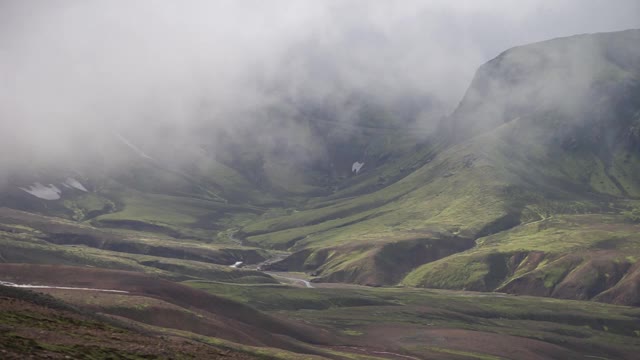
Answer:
[[1, 29, 640, 359], [241, 29, 640, 304]]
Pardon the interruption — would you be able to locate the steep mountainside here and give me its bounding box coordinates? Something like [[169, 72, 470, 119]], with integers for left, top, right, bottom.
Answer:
[[239, 29, 640, 304], [1, 29, 640, 308]]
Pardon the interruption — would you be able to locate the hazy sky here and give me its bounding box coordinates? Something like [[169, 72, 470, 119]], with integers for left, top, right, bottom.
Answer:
[[0, 0, 639, 173]]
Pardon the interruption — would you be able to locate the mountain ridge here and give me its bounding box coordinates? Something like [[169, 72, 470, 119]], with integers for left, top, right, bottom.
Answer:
[[1, 29, 640, 306]]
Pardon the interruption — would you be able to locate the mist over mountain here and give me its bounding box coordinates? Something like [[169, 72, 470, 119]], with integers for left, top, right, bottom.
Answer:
[[2, 2, 640, 359], [1, 0, 639, 183]]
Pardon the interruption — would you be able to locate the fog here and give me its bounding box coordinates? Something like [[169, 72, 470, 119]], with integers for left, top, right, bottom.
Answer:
[[1, 0, 639, 180]]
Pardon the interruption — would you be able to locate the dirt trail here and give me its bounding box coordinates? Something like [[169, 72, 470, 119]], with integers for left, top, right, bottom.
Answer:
[[0, 281, 129, 293]]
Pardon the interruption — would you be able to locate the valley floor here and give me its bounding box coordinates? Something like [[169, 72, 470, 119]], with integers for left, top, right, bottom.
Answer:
[[2, 264, 639, 359]]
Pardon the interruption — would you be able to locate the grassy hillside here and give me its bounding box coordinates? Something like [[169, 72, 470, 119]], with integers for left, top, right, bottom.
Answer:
[[403, 214, 640, 304], [3, 266, 639, 360], [1, 30, 640, 313], [229, 30, 640, 305], [0, 285, 263, 359], [187, 281, 640, 360], [0, 208, 277, 284]]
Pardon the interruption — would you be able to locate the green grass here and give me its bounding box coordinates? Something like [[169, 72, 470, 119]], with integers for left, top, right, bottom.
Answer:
[[0, 286, 266, 360], [403, 214, 640, 295], [0, 232, 277, 284], [184, 281, 394, 311], [232, 103, 640, 293], [92, 191, 241, 238], [184, 280, 640, 358]]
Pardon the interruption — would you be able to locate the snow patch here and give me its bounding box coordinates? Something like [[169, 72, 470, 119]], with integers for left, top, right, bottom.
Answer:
[[63, 177, 88, 192], [19, 183, 62, 200], [352, 161, 365, 174]]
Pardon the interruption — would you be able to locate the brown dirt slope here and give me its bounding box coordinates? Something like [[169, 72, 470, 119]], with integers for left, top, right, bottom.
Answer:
[[0, 264, 336, 352], [0, 285, 259, 359]]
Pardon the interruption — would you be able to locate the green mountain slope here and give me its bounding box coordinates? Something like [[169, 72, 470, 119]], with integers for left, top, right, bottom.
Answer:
[[236, 29, 640, 304], [1, 29, 640, 308]]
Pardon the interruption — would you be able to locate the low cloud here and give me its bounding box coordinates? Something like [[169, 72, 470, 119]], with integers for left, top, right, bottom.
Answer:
[[0, 0, 638, 181]]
